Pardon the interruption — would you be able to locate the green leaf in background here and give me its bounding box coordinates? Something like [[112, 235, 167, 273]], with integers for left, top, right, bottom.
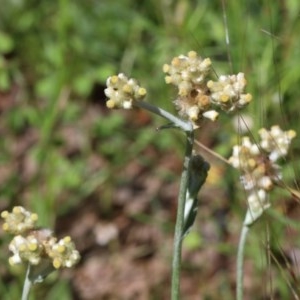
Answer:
[[0, 31, 14, 53]]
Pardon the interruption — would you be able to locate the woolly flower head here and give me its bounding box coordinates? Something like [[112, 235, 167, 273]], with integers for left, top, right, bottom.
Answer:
[[163, 51, 252, 128], [229, 125, 296, 224], [1, 206, 38, 235], [163, 51, 218, 127], [163, 51, 212, 97], [46, 236, 80, 269], [207, 73, 252, 112], [1, 206, 80, 273], [8, 230, 52, 266], [259, 125, 296, 161], [105, 73, 147, 109], [229, 125, 296, 191]]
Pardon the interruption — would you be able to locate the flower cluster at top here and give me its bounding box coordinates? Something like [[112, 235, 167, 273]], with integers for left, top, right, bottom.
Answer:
[[105, 51, 252, 129], [228, 125, 296, 223], [105, 73, 147, 109], [1, 206, 80, 269], [163, 51, 252, 127]]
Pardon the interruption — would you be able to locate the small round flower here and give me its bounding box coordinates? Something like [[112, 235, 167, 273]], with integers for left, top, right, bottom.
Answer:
[[8, 235, 43, 266], [207, 73, 252, 112], [47, 236, 80, 269], [163, 51, 218, 127], [228, 137, 260, 171], [2, 205, 80, 279], [105, 73, 147, 110], [259, 125, 296, 161], [163, 51, 212, 96], [162, 52, 254, 128], [229, 132, 283, 193], [229, 125, 296, 225], [1, 206, 38, 235]]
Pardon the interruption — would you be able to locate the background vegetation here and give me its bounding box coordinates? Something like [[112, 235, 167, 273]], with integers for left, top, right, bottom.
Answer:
[[0, 0, 300, 299]]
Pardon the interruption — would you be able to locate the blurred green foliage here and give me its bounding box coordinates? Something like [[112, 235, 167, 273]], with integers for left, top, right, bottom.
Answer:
[[1, 0, 300, 299]]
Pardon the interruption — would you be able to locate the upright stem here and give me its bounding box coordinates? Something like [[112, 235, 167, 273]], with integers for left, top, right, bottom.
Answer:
[[171, 130, 194, 300], [22, 264, 32, 300], [133, 100, 194, 299], [236, 222, 250, 300]]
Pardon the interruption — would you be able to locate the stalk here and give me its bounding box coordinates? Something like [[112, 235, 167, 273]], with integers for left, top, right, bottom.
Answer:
[[236, 221, 250, 300], [171, 130, 194, 300], [22, 264, 32, 300], [135, 100, 195, 299]]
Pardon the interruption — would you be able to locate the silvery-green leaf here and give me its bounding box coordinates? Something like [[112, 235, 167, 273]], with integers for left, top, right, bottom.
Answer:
[[183, 154, 210, 238]]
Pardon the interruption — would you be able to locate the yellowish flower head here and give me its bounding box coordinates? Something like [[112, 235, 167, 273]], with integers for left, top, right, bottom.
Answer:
[[1, 206, 38, 235], [105, 73, 147, 109], [2, 206, 80, 272]]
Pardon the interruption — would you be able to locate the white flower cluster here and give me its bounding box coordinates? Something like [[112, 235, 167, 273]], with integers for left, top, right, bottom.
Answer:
[[163, 51, 212, 97], [9, 234, 43, 266], [162, 51, 252, 128], [1, 207, 80, 270], [47, 236, 80, 269], [104, 51, 252, 129], [207, 73, 252, 112], [105, 73, 147, 109], [229, 126, 296, 224], [259, 125, 296, 161], [1, 206, 38, 235]]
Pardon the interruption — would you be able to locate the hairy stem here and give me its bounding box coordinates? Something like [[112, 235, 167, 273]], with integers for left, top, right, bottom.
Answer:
[[134, 100, 194, 298], [171, 130, 194, 300], [22, 264, 32, 300], [236, 221, 250, 300], [134, 101, 192, 132]]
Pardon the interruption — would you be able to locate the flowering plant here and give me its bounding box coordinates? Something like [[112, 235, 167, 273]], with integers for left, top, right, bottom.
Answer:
[[1, 206, 80, 299]]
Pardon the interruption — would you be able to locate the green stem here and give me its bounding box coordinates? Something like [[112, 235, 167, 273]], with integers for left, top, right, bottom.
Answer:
[[171, 130, 194, 300], [134, 100, 194, 299], [236, 221, 250, 300], [22, 264, 32, 300]]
